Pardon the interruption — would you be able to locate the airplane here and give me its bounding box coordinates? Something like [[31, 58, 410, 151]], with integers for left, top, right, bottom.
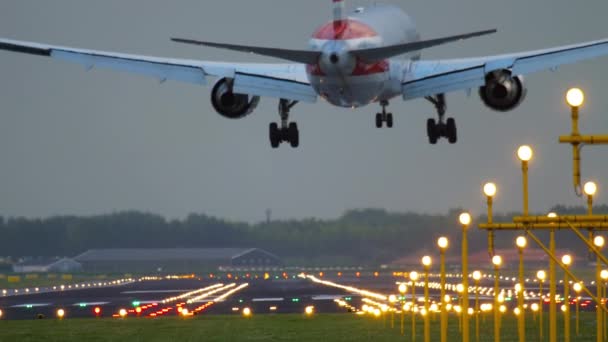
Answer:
[[1, 1, 608, 149]]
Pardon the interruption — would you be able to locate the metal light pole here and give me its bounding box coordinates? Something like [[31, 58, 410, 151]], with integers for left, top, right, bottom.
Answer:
[[562, 254, 572, 342], [399, 283, 407, 335], [537, 270, 546, 341], [565, 88, 584, 193], [601, 270, 608, 341], [515, 236, 527, 342], [422, 256, 432, 342], [484, 182, 497, 256], [473, 270, 482, 342], [411, 271, 419, 342], [594, 235, 605, 342], [493, 255, 502, 342], [459, 212, 472, 342], [573, 282, 582, 337], [438, 236, 449, 342], [389, 294, 397, 329]]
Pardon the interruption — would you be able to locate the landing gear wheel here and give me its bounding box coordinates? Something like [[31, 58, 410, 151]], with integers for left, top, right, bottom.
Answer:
[[446, 118, 457, 144], [288, 122, 299, 148], [427, 119, 438, 145], [386, 113, 394, 128], [269, 123, 280, 149], [375, 113, 383, 128]]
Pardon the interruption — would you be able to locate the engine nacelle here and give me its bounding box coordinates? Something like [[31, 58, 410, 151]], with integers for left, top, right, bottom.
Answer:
[[479, 70, 527, 112], [211, 78, 260, 119]]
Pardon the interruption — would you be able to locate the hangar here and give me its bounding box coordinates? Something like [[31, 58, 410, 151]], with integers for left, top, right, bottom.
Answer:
[[73, 248, 281, 273]]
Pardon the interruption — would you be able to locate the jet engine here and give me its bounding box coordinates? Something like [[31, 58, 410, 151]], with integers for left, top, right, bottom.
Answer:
[[211, 78, 260, 119], [479, 70, 527, 112]]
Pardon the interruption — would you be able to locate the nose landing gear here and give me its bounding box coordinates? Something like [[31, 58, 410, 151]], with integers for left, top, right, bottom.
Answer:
[[425, 94, 457, 144]]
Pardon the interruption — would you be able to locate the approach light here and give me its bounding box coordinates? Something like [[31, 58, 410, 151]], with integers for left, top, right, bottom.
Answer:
[[594, 236, 605, 248], [472, 271, 482, 281], [601, 270, 608, 281], [483, 182, 497, 197], [56, 309, 65, 319], [459, 212, 472, 226], [573, 283, 582, 293], [492, 255, 502, 267], [243, 307, 252, 317], [562, 254, 572, 266], [584, 181, 598, 197], [399, 283, 407, 294], [437, 237, 449, 250], [410, 271, 419, 281], [547, 212, 558, 218], [517, 145, 533, 162], [119, 309, 127, 318], [305, 306, 314, 315], [516, 236, 527, 249], [94, 307, 101, 315], [537, 270, 546, 281], [566, 88, 585, 108], [422, 256, 432, 267]]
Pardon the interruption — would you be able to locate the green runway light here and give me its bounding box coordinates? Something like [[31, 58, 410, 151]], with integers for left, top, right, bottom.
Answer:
[[79, 303, 87, 307], [292, 298, 300, 302], [239, 299, 243, 303], [26, 304, 33, 309], [132, 301, 140, 307], [344, 297, 352, 301]]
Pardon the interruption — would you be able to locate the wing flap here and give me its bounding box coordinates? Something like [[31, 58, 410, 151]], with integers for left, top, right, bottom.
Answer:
[[234, 72, 317, 103], [52, 50, 207, 85]]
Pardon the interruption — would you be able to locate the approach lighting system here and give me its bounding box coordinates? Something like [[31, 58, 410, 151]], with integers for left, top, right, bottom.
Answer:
[[566, 88, 585, 108], [472, 271, 482, 281], [562, 254, 572, 266], [119, 309, 127, 318], [243, 307, 252, 317], [517, 145, 533, 162]]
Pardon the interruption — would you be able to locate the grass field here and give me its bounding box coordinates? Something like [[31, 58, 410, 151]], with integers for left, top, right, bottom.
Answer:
[[0, 312, 599, 342]]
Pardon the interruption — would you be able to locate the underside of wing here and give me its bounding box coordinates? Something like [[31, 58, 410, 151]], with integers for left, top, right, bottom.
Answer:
[[403, 38, 608, 100], [0, 38, 317, 103]]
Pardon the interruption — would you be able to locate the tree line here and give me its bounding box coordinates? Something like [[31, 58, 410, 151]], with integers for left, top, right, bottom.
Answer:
[[0, 205, 606, 264]]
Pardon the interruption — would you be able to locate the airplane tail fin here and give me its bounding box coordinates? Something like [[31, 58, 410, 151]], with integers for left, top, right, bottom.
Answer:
[[333, 0, 345, 22]]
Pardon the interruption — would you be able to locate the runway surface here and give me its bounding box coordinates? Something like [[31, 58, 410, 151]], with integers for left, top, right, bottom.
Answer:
[[0, 273, 596, 320]]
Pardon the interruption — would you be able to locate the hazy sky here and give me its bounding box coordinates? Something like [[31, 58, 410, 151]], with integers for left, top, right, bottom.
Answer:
[[0, 0, 607, 222]]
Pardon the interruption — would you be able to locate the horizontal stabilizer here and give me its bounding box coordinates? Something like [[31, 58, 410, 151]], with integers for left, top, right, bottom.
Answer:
[[353, 29, 497, 62], [171, 38, 321, 65]]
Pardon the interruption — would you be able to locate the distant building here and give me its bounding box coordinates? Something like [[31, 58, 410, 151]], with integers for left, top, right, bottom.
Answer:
[[73, 248, 281, 273], [13, 257, 82, 273]]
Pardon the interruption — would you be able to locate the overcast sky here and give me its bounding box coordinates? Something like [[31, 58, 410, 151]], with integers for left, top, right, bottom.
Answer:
[[0, 0, 606, 222]]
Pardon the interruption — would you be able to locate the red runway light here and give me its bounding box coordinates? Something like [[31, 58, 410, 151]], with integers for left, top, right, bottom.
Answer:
[[94, 307, 101, 315]]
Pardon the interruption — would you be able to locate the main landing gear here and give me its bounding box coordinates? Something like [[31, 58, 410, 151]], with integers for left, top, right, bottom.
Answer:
[[425, 94, 457, 144], [269, 99, 299, 149], [375, 100, 393, 128]]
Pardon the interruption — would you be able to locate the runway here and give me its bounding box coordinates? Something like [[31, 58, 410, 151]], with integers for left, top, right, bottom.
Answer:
[[0, 272, 596, 320]]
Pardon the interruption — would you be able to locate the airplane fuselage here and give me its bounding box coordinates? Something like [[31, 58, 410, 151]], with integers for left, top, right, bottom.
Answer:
[[307, 5, 420, 107]]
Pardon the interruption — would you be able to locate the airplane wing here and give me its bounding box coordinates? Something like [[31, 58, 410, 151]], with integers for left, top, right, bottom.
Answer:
[[0, 38, 317, 103], [402, 38, 608, 100]]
